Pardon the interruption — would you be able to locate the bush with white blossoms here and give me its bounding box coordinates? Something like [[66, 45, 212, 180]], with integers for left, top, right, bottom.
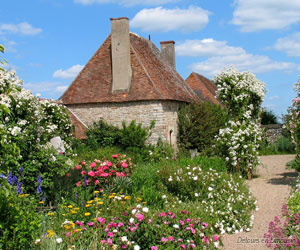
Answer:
[[0, 68, 74, 200], [214, 66, 266, 178]]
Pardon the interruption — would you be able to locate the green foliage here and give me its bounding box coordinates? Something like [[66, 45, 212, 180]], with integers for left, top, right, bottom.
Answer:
[[259, 134, 295, 156], [119, 120, 155, 150], [261, 109, 279, 125], [178, 101, 228, 155], [287, 189, 300, 214], [0, 181, 41, 250], [85, 119, 120, 148]]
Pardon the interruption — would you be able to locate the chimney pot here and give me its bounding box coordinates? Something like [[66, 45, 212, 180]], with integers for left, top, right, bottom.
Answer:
[[160, 40, 176, 69]]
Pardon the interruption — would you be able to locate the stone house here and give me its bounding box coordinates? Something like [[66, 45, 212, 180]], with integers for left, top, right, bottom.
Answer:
[[60, 17, 218, 147]]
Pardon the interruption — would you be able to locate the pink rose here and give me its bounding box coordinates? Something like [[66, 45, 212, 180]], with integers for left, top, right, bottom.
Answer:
[[90, 162, 97, 168], [88, 171, 95, 177], [121, 163, 128, 169], [107, 161, 113, 167], [76, 181, 81, 187]]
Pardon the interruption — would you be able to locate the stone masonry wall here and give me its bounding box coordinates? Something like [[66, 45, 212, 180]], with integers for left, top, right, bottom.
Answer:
[[67, 100, 181, 147], [262, 124, 284, 142]]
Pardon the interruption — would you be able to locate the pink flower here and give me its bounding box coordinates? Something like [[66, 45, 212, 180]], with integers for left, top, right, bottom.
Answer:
[[202, 236, 209, 244], [107, 161, 113, 167], [116, 172, 125, 177], [80, 170, 86, 175], [94, 179, 100, 185], [179, 220, 185, 226], [76, 221, 84, 226], [118, 222, 124, 227], [75, 165, 82, 170], [151, 247, 158, 250], [168, 236, 174, 241], [76, 181, 81, 187], [88, 171, 95, 177], [202, 222, 208, 229], [148, 219, 153, 223], [159, 212, 167, 217], [121, 163, 128, 169], [88, 222, 94, 226], [90, 162, 97, 168], [161, 237, 168, 243], [179, 244, 186, 249], [80, 161, 86, 165], [213, 235, 219, 241], [107, 238, 113, 245], [122, 245, 127, 249], [100, 240, 107, 244], [66, 232, 71, 237], [107, 232, 114, 237], [100, 172, 110, 178], [112, 154, 120, 159], [136, 213, 144, 222], [97, 217, 106, 225]]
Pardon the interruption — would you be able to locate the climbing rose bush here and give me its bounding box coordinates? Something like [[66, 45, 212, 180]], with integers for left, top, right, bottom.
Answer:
[[0, 69, 73, 198], [214, 66, 266, 178]]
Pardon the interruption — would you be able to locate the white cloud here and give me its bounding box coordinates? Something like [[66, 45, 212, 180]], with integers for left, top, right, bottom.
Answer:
[[176, 39, 244, 57], [24, 81, 66, 94], [232, 0, 300, 32], [273, 32, 300, 57], [53, 64, 84, 79], [130, 6, 210, 33], [74, 0, 178, 6], [268, 96, 280, 100], [0, 22, 42, 35], [177, 38, 300, 76]]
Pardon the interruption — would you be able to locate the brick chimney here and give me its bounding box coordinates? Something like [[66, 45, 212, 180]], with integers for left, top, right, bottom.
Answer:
[[160, 41, 176, 69], [110, 17, 132, 92]]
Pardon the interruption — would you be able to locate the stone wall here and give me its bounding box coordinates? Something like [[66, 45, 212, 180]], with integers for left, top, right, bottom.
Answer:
[[67, 100, 181, 147], [262, 124, 284, 142]]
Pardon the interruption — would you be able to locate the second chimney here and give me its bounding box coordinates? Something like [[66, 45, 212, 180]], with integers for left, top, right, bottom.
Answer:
[[160, 41, 176, 69], [110, 17, 132, 92]]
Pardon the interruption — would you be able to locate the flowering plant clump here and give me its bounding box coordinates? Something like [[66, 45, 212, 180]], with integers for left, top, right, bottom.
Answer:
[[214, 66, 266, 178], [158, 164, 256, 234], [264, 177, 300, 249], [71, 154, 135, 191], [36, 196, 221, 250]]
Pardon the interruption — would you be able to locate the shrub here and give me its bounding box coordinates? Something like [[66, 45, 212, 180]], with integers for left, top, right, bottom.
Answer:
[[85, 119, 120, 148], [119, 120, 155, 150], [177, 101, 228, 155], [261, 109, 279, 125]]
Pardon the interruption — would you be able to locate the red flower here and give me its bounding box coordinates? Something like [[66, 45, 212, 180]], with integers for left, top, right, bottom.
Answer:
[[90, 162, 97, 168], [75, 165, 82, 170], [88, 171, 95, 177], [121, 163, 128, 169]]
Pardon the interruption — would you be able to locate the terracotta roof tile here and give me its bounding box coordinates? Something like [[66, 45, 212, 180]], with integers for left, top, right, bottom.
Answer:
[[186, 72, 221, 105], [60, 34, 199, 104]]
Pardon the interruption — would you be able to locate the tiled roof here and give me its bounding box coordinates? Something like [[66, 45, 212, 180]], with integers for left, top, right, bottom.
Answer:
[[60, 33, 199, 104], [185, 72, 221, 105]]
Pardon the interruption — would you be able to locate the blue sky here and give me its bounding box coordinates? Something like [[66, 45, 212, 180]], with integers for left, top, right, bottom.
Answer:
[[1, 0, 300, 120]]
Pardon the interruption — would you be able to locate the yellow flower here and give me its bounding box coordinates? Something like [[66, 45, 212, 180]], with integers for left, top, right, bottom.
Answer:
[[74, 207, 80, 211], [84, 212, 91, 216], [124, 196, 131, 200], [94, 191, 100, 194], [94, 197, 100, 201], [120, 201, 125, 204], [97, 201, 104, 205], [67, 205, 73, 208], [87, 200, 94, 204], [24, 194, 29, 197], [85, 204, 92, 208], [39, 201, 44, 204], [70, 210, 77, 214], [46, 230, 54, 238], [136, 198, 142, 201], [47, 212, 54, 216], [142, 202, 147, 204], [108, 195, 115, 199]]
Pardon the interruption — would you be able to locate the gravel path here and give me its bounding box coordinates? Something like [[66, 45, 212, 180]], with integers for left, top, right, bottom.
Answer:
[[221, 155, 298, 250]]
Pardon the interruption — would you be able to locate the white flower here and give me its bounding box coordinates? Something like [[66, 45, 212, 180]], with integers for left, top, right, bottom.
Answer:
[[173, 224, 179, 229], [208, 187, 213, 191], [136, 204, 142, 209], [193, 176, 198, 181], [56, 238, 63, 244], [134, 245, 140, 250], [132, 209, 137, 215], [121, 236, 128, 242], [142, 207, 149, 213], [129, 218, 135, 223], [162, 195, 167, 199], [195, 193, 199, 197], [35, 239, 41, 244]]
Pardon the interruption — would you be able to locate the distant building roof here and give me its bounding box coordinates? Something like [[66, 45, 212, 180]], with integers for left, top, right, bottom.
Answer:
[[185, 72, 221, 105], [60, 33, 199, 105]]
